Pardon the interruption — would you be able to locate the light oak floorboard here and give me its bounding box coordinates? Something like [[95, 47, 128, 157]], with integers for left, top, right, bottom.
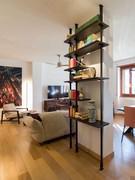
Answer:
[[0, 116, 135, 179]]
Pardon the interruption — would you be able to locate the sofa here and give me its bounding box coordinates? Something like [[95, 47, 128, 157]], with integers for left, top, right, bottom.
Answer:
[[23, 110, 72, 143]]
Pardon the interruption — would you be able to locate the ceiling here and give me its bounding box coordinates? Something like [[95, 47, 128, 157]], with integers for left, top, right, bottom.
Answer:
[[0, 0, 135, 63]]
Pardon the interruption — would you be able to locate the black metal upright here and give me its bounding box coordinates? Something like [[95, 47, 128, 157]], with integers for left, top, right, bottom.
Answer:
[[99, 4, 104, 171], [75, 23, 79, 153], [69, 28, 73, 149], [69, 71, 72, 149], [75, 82, 78, 152]]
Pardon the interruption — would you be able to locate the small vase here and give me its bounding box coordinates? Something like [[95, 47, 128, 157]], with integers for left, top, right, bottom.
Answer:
[[79, 88, 84, 99], [88, 100, 96, 123]]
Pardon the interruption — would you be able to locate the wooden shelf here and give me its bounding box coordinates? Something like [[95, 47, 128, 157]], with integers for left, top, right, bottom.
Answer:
[[64, 66, 88, 72], [64, 16, 109, 44], [64, 41, 108, 58], [65, 77, 109, 83], [71, 118, 109, 128]]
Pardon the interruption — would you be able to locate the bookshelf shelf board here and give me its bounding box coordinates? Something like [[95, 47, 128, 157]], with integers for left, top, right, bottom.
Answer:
[[64, 66, 89, 72], [64, 41, 108, 58], [64, 77, 109, 83], [71, 118, 109, 128], [64, 16, 109, 44]]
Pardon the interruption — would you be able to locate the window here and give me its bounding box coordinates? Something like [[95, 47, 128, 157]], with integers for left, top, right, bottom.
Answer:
[[120, 64, 135, 97]]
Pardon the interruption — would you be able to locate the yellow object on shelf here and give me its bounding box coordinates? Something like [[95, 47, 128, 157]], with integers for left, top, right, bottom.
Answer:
[[68, 46, 74, 53], [69, 106, 76, 118], [75, 112, 89, 120], [77, 41, 85, 49], [73, 67, 96, 80], [79, 88, 85, 99]]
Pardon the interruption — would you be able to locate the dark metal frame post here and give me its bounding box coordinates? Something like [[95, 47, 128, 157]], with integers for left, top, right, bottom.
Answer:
[[99, 4, 104, 171], [75, 82, 78, 152], [69, 28, 73, 149], [75, 23, 79, 153], [69, 72, 72, 148]]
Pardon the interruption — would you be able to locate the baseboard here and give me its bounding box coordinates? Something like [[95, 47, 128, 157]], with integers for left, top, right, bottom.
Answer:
[[104, 152, 114, 162], [114, 113, 124, 116], [79, 143, 114, 161]]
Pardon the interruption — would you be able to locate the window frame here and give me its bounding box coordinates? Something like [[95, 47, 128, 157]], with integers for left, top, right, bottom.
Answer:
[[120, 64, 135, 97]]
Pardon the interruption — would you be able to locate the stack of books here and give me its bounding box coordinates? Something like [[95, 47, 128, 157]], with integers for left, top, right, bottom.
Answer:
[[75, 112, 89, 120], [73, 74, 89, 80]]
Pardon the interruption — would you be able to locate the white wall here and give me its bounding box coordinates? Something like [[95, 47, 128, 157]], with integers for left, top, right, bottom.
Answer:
[[42, 63, 69, 100], [114, 57, 135, 111], [32, 62, 68, 112], [0, 58, 32, 109], [32, 62, 43, 112]]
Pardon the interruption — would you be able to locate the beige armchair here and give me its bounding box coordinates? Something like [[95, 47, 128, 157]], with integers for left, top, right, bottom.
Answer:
[[1, 103, 28, 124]]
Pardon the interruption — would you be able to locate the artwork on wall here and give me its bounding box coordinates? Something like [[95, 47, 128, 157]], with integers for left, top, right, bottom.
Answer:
[[0, 66, 22, 108]]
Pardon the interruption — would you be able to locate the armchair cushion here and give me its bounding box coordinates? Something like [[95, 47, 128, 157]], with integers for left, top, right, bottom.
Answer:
[[3, 103, 23, 119], [3, 103, 16, 110]]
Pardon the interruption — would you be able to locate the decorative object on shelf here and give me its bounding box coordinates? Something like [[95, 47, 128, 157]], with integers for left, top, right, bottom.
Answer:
[[69, 106, 72, 117], [72, 106, 76, 117], [74, 112, 89, 120], [73, 71, 82, 79], [82, 67, 96, 78], [79, 88, 85, 99], [80, 57, 85, 64], [77, 57, 86, 68], [87, 67, 96, 78], [73, 67, 96, 80], [77, 40, 85, 49], [69, 90, 79, 100], [85, 33, 98, 45], [88, 100, 96, 123], [69, 58, 77, 68], [73, 45, 77, 51], [69, 105, 75, 117], [68, 45, 74, 53]]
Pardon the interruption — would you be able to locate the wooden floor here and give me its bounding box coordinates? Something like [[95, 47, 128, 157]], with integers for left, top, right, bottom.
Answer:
[[0, 115, 135, 180]]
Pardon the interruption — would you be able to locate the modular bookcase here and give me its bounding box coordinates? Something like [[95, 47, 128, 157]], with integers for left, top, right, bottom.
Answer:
[[64, 4, 109, 170]]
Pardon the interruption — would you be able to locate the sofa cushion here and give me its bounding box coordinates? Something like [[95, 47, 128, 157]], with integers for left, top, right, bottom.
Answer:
[[23, 116, 45, 143], [39, 111, 69, 140]]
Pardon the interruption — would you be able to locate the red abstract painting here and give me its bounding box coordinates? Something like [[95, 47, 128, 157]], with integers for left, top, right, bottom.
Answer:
[[0, 66, 22, 108]]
